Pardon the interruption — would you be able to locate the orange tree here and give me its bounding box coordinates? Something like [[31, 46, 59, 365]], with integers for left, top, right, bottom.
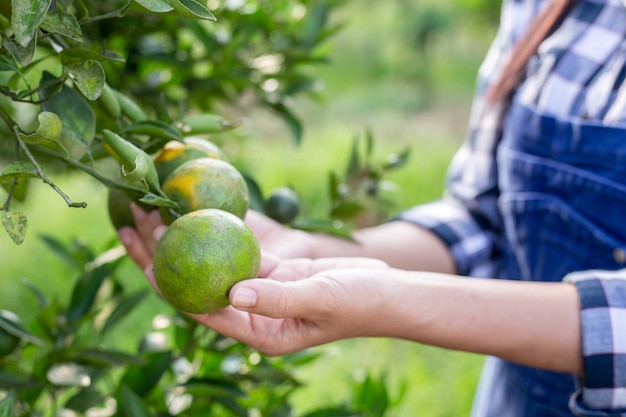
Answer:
[[0, 1, 410, 416]]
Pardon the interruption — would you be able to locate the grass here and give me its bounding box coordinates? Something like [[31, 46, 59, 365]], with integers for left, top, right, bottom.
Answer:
[[0, 1, 499, 414]]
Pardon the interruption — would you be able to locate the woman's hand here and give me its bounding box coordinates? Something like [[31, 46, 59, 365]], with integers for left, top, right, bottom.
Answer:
[[117, 205, 395, 355], [147, 256, 391, 355]]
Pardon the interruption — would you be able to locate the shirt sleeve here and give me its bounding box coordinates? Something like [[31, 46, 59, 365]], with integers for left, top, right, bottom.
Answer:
[[565, 270, 626, 416], [396, 199, 501, 278]]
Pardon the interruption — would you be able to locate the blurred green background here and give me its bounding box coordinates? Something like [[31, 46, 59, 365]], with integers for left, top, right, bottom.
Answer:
[[0, 0, 499, 415]]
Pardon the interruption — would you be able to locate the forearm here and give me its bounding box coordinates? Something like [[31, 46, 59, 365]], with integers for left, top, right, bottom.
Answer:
[[309, 221, 457, 274], [371, 271, 582, 374]]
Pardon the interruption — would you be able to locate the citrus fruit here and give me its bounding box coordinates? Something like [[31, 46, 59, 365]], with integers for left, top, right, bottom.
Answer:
[[153, 139, 226, 184], [265, 187, 301, 224], [0, 310, 22, 357], [160, 157, 249, 224], [184, 137, 226, 160], [107, 187, 152, 230], [152, 208, 261, 314]]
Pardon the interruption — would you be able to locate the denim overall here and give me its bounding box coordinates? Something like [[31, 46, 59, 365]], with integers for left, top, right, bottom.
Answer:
[[470, 99, 626, 416]]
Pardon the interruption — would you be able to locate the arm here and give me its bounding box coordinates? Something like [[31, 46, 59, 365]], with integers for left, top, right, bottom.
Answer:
[[220, 264, 582, 374], [245, 209, 457, 273]]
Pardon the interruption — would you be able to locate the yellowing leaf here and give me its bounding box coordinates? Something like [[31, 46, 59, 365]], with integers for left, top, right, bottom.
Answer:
[[2, 211, 28, 245]]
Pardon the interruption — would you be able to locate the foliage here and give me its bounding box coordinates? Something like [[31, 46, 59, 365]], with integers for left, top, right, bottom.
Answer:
[[0, 0, 343, 245], [0, 235, 394, 416], [0, 1, 411, 416]]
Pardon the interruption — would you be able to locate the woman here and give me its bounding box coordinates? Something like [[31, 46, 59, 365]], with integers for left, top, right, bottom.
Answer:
[[120, 0, 626, 415]]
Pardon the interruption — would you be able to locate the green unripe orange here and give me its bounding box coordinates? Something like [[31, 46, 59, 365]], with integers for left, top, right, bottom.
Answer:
[[160, 158, 249, 224], [152, 209, 261, 314], [153, 139, 226, 184], [265, 187, 301, 224]]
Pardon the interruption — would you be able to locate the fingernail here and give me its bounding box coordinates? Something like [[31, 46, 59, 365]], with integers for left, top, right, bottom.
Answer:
[[232, 287, 257, 309], [118, 228, 133, 246]]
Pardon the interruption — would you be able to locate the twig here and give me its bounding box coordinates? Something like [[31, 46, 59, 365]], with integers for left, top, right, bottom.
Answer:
[[12, 125, 88, 208], [78, 1, 132, 24], [31, 145, 148, 194]]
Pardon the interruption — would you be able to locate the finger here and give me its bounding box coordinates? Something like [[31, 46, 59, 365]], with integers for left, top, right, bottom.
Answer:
[[258, 251, 281, 277], [131, 204, 164, 256], [229, 278, 330, 319], [143, 265, 163, 296], [118, 227, 153, 271]]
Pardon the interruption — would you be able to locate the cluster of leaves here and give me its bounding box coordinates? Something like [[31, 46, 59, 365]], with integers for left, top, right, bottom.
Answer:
[[0, 235, 396, 417], [291, 128, 410, 238], [0, 1, 412, 416], [0, 0, 342, 244]]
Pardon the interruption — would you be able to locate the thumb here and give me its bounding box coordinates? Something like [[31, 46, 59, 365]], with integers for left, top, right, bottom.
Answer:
[[229, 279, 323, 319]]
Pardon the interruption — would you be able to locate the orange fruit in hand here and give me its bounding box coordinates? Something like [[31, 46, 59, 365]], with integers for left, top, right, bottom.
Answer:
[[160, 157, 249, 224], [152, 208, 261, 314], [153, 138, 226, 184]]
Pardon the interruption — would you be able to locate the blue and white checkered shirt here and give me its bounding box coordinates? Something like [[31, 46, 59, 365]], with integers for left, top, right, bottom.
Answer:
[[397, 0, 626, 414]]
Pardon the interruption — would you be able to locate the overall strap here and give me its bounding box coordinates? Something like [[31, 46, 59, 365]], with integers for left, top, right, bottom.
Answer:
[[486, 0, 578, 108]]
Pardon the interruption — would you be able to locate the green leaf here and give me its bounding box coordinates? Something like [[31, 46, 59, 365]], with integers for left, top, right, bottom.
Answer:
[[169, 0, 216, 20], [122, 154, 149, 183], [122, 120, 184, 143], [0, 390, 17, 417], [138, 192, 179, 209], [291, 218, 354, 240], [10, 0, 52, 47], [21, 279, 48, 308], [1, 177, 29, 202], [0, 370, 40, 390], [71, 348, 144, 367], [383, 147, 411, 170], [3, 34, 36, 66], [0, 310, 42, 344], [64, 387, 103, 413], [119, 351, 172, 398], [65, 265, 109, 324], [101, 290, 150, 335], [346, 135, 361, 178], [65, 60, 105, 101], [302, 409, 361, 417], [271, 101, 302, 145], [39, 71, 96, 147], [119, 384, 154, 417], [243, 174, 264, 213], [178, 114, 241, 135], [2, 211, 28, 245], [183, 378, 247, 398], [0, 54, 19, 73], [330, 201, 365, 220], [133, 0, 174, 13], [364, 127, 374, 158], [40, 9, 83, 43], [102, 130, 161, 193], [60, 47, 125, 64], [38, 234, 80, 268], [0, 161, 39, 182], [353, 374, 389, 417], [19, 111, 63, 145]]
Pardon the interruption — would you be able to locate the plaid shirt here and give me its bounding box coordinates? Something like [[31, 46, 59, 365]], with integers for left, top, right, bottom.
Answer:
[[397, 0, 626, 414]]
